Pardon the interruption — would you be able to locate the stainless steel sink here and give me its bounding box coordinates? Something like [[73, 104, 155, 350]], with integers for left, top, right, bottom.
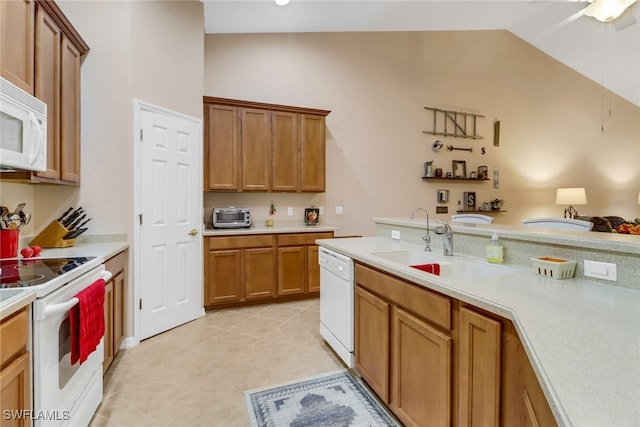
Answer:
[[371, 250, 516, 278]]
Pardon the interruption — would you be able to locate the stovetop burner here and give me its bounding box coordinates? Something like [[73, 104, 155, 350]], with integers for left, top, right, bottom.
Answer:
[[0, 257, 96, 288]]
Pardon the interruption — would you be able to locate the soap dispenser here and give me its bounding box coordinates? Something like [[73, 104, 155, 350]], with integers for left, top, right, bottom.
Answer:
[[486, 232, 504, 264]]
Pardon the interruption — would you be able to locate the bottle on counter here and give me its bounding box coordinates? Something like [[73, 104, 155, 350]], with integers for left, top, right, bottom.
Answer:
[[486, 232, 504, 264]]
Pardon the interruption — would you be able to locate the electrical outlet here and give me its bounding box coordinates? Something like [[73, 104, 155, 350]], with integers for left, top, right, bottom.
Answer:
[[336, 206, 344, 215], [319, 206, 324, 214], [391, 230, 401, 240], [584, 260, 617, 281], [287, 207, 293, 216]]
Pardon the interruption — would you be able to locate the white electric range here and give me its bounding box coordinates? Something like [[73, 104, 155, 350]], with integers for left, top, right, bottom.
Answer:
[[0, 256, 111, 427]]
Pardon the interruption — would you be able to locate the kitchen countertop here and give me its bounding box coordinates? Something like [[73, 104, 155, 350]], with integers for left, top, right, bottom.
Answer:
[[203, 223, 337, 236], [316, 236, 640, 427], [0, 236, 128, 320]]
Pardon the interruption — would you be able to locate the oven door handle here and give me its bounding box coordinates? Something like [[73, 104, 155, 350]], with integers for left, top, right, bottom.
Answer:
[[42, 271, 113, 319]]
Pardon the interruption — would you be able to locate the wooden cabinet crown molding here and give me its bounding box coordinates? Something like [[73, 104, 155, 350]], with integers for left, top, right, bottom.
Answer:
[[203, 96, 331, 117], [36, 0, 89, 55]]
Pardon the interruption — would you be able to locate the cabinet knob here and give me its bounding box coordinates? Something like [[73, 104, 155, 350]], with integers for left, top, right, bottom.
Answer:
[[189, 229, 198, 236]]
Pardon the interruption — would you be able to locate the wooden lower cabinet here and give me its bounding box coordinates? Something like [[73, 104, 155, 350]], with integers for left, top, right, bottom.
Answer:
[[205, 235, 275, 306], [276, 232, 334, 297], [355, 285, 390, 402], [0, 308, 31, 427], [355, 262, 558, 427], [502, 322, 558, 427], [103, 249, 128, 374], [205, 232, 333, 308], [391, 307, 451, 427], [457, 306, 502, 427]]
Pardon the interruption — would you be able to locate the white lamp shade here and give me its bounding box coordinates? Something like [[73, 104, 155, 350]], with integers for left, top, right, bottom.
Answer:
[[583, 0, 637, 22], [555, 188, 588, 205]]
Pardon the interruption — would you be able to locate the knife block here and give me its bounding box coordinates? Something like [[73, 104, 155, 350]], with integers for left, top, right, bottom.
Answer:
[[29, 220, 76, 248]]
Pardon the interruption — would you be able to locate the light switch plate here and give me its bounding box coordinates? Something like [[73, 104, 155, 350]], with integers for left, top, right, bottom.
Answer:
[[584, 260, 617, 281], [391, 230, 401, 240], [335, 206, 344, 215], [287, 207, 293, 216]]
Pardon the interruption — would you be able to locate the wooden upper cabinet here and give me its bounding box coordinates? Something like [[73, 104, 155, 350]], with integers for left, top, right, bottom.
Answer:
[[204, 104, 240, 191], [300, 114, 326, 192], [272, 111, 299, 192], [0, 0, 35, 94], [1, 0, 88, 185], [59, 35, 81, 183], [34, 5, 61, 180], [203, 97, 330, 193], [241, 108, 271, 191]]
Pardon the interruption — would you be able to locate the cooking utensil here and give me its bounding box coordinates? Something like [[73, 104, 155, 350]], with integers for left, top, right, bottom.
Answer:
[[68, 213, 86, 230], [63, 207, 84, 227], [63, 227, 88, 240], [57, 207, 74, 222]]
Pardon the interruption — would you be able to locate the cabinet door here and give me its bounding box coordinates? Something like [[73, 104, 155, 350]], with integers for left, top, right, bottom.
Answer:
[[277, 246, 306, 295], [0, 0, 35, 94], [103, 279, 114, 374], [391, 307, 451, 427], [306, 245, 321, 293], [205, 249, 242, 305], [205, 104, 239, 191], [355, 285, 390, 403], [241, 108, 271, 191], [34, 5, 61, 181], [520, 349, 558, 427], [458, 307, 502, 427], [299, 114, 325, 192], [59, 35, 81, 184], [272, 111, 299, 191], [244, 247, 275, 300], [113, 270, 125, 352], [0, 352, 31, 427]]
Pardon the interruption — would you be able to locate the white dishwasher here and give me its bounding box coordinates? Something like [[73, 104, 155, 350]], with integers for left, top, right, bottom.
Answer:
[[319, 247, 355, 368]]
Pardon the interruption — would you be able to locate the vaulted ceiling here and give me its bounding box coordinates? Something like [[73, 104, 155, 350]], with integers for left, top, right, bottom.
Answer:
[[203, 0, 640, 107]]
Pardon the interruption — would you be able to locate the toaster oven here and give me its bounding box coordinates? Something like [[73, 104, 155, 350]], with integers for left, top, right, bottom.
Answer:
[[212, 207, 252, 229]]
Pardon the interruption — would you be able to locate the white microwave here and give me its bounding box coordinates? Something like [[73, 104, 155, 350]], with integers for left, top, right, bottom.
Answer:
[[0, 77, 47, 172]]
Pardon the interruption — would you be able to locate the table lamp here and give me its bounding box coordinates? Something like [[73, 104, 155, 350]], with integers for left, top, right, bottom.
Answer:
[[555, 188, 587, 219]]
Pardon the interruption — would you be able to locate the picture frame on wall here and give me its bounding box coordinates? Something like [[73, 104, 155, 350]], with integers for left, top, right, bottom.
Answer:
[[477, 165, 488, 180], [453, 160, 466, 178], [437, 189, 449, 203], [463, 191, 476, 211]]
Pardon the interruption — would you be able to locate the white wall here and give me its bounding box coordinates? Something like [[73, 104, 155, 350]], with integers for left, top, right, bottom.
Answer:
[[204, 31, 640, 237]]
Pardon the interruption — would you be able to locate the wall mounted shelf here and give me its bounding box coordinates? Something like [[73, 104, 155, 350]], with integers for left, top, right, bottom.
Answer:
[[456, 210, 506, 214], [423, 107, 485, 140], [422, 177, 490, 182]]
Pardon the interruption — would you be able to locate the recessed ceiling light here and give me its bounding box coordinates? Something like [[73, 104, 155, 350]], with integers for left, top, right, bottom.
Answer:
[[275, 0, 290, 5]]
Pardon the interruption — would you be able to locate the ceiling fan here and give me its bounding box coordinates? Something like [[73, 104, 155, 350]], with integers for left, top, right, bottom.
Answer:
[[581, 0, 637, 23], [534, 0, 637, 38]]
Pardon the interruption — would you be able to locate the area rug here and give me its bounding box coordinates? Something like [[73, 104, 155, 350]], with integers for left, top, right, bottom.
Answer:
[[245, 370, 400, 427]]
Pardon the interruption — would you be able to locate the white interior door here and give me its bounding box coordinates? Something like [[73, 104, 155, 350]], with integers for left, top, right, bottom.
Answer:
[[136, 101, 202, 340]]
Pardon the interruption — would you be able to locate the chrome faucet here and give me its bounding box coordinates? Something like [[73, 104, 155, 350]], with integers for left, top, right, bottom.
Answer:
[[410, 208, 431, 251], [433, 219, 453, 256]]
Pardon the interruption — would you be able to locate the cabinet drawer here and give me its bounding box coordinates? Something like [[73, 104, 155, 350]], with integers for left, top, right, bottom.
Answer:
[[207, 235, 274, 250], [105, 250, 126, 275], [355, 263, 451, 331], [0, 309, 28, 369], [277, 232, 333, 247]]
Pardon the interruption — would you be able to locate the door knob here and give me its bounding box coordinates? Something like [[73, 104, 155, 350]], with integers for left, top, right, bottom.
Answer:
[[189, 229, 198, 236]]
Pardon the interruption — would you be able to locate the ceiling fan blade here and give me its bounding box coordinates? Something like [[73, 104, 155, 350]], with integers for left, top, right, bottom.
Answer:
[[613, 11, 637, 30], [535, 7, 588, 39]]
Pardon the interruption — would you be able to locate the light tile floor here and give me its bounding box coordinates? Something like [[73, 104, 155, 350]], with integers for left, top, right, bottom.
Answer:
[[89, 299, 344, 427]]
